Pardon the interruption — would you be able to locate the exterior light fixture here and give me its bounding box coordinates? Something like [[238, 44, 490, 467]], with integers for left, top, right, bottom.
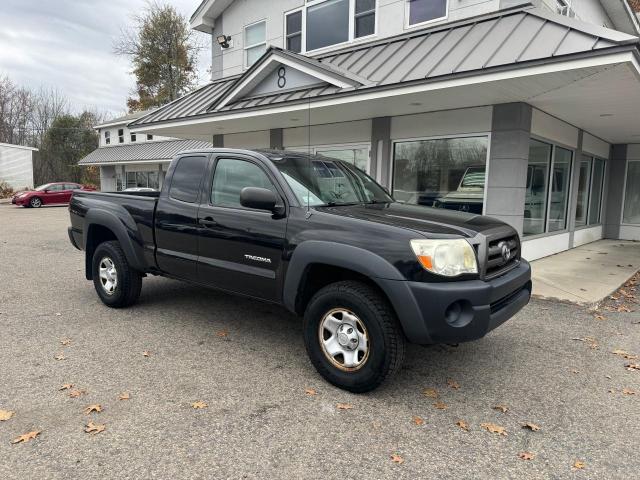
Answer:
[[217, 35, 231, 49]]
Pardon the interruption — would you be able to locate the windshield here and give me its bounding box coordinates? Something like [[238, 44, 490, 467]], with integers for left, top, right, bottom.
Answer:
[[35, 184, 53, 191], [272, 155, 393, 207], [460, 167, 486, 189]]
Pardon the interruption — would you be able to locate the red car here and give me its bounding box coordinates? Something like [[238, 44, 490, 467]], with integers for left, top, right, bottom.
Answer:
[[11, 182, 96, 208]]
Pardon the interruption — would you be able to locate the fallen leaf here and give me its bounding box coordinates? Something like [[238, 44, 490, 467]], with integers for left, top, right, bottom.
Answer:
[[54, 353, 66, 361], [622, 388, 636, 395], [625, 363, 640, 371], [594, 314, 606, 321], [336, 403, 353, 410], [85, 422, 106, 435], [192, 401, 208, 409], [493, 405, 509, 413], [0, 410, 15, 421], [608, 388, 616, 394], [390, 453, 404, 464], [215, 330, 228, 338], [572, 461, 585, 471], [447, 379, 460, 390], [433, 401, 448, 410], [304, 388, 318, 396], [60, 338, 72, 346], [570, 369, 579, 374], [422, 388, 439, 398], [480, 423, 507, 435], [118, 392, 130, 401], [412, 416, 424, 426], [519, 451, 535, 461], [11, 430, 41, 444], [612, 349, 638, 360], [59, 384, 73, 391], [84, 404, 102, 414], [455, 420, 469, 431], [69, 389, 86, 398], [55, 312, 62, 316], [522, 422, 541, 432]]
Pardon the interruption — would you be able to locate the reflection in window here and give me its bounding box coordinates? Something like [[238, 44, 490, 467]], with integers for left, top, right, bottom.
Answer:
[[548, 147, 572, 232], [307, 0, 350, 51], [211, 158, 277, 208], [588, 158, 605, 225], [524, 140, 551, 236], [408, 0, 448, 26], [245, 21, 267, 67], [392, 136, 489, 214], [316, 147, 369, 173], [285, 10, 302, 53], [575, 156, 606, 227], [623, 161, 640, 225], [575, 156, 592, 227]]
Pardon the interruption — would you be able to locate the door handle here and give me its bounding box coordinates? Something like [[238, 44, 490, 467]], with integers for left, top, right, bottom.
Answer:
[[199, 217, 217, 227]]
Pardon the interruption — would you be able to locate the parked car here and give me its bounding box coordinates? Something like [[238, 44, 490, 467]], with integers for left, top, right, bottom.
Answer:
[[68, 149, 531, 392], [123, 187, 157, 192], [12, 182, 96, 208]]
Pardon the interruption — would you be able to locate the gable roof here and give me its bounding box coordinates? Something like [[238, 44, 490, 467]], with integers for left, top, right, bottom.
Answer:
[[132, 6, 639, 127]]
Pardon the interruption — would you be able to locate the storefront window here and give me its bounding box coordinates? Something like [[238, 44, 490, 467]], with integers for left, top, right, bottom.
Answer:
[[125, 170, 160, 190], [548, 146, 572, 232], [623, 161, 640, 224], [575, 156, 592, 227], [392, 136, 489, 214], [524, 140, 551, 236], [588, 158, 605, 225], [316, 147, 369, 173]]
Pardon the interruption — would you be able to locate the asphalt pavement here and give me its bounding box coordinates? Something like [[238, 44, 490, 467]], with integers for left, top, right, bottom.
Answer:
[[0, 204, 638, 479]]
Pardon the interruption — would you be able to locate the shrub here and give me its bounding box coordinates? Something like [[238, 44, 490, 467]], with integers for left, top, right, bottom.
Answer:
[[0, 181, 15, 199]]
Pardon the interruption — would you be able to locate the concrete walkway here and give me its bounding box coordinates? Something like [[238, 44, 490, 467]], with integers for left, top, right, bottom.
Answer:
[[530, 239, 640, 304]]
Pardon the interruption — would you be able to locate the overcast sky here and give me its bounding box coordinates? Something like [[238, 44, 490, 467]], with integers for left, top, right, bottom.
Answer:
[[0, 0, 211, 119]]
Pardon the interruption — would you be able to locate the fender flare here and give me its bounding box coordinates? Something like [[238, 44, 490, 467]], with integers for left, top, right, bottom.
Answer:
[[83, 209, 148, 279], [283, 240, 405, 313]]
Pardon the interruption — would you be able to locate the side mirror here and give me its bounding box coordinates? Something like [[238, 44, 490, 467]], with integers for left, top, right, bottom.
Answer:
[[240, 187, 279, 212]]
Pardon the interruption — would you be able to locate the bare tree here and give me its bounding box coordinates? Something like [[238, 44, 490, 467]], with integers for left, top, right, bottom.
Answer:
[[30, 87, 69, 148]]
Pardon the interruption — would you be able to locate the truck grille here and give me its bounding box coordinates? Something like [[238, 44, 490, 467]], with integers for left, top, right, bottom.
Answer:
[[484, 234, 520, 280]]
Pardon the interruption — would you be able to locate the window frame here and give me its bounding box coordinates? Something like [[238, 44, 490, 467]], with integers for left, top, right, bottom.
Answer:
[[621, 159, 640, 226], [130, 133, 137, 142], [118, 128, 125, 144], [284, 0, 378, 55], [244, 19, 267, 68], [585, 155, 606, 226], [286, 142, 372, 174], [405, 0, 449, 30], [104, 131, 111, 145], [389, 133, 491, 215], [168, 155, 208, 204]]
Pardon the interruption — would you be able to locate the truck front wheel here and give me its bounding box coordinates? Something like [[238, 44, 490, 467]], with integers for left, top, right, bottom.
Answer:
[[91, 241, 142, 308], [303, 281, 405, 393]]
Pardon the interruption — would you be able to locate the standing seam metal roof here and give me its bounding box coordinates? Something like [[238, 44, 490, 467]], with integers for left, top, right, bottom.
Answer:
[[77, 139, 213, 165], [131, 6, 638, 126]]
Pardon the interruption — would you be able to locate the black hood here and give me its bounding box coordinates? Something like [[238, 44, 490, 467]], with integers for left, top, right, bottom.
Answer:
[[315, 202, 509, 238]]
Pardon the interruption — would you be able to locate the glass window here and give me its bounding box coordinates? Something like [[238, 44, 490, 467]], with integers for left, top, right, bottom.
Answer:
[[548, 146, 572, 232], [147, 134, 153, 141], [355, 0, 376, 38], [524, 140, 552, 236], [575, 156, 592, 227], [126, 172, 137, 189], [211, 158, 278, 208], [316, 147, 369, 173], [104, 131, 111, 145], [286, 11, 303, 53], [116, 173, 124, 191], [131, 133, 137, 142], [245, 21, 266, 67], [392, 136, 489, 214], [307, 0, 350, 51], [623, 161, 640, 225], [118, 129, 124, 144], [148, 171, 160, 190], [588, 158, 605, 225], [48, 184, 64, 191], [408, 0, 448, 26], [169, 156, 208, 203]]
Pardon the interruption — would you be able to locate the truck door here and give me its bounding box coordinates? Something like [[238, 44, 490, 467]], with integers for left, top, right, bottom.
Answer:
[[155, 155, 209, 279], [196, 155, 287, 301]]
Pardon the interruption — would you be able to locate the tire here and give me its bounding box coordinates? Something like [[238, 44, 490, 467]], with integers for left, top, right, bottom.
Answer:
[[92, 241, 142, 308], [303, 281, 406, 393], [29, 197, 42, 208]]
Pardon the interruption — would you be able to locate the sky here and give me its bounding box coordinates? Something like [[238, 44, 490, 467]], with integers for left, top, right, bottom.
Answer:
[[0, 0, 211, 118]]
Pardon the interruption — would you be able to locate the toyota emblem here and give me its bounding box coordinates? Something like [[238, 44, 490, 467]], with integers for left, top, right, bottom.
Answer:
[[499, 242, 511, 263]]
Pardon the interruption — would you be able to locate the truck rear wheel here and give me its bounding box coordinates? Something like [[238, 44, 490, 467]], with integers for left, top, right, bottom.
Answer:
[[303, 281, 405, 393], [92, 241, 142, 308]]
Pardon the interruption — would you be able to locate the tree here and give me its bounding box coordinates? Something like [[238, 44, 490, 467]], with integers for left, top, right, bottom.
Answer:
[[114, 2, 200, 112]]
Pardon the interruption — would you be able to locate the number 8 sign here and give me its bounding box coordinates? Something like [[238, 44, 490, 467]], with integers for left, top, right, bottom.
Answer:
[[277, 66, 286, 89]]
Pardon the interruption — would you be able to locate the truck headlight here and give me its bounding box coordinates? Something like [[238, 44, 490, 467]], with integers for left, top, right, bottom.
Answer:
[[410, 239, 478, 277]]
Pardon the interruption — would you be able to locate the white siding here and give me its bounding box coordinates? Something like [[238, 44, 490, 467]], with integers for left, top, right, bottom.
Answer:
[[390, 106, 492, 139], [0, 144, 35, 189], [573, 225, 604, 247], [283, 120, 371, 147], [538, 0, 613, 28], [99, 125, 173, 147], [224, 130, 271, 148], [522, 232, 571, 260], [531, 108, 579, 148]]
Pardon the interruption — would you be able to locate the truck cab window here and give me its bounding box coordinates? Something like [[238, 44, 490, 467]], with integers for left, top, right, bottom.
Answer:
[[211, 158, 278, 208], [169, 156, 208, 203]]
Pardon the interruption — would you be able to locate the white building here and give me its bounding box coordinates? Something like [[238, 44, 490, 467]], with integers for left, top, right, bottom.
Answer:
[[91, 0, 640, 260], [0, 142, 37, 190], [78, 111, 212, 191]]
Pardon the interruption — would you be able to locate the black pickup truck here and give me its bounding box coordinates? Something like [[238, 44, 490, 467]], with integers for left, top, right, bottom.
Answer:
[[68, 149, 531, 392]]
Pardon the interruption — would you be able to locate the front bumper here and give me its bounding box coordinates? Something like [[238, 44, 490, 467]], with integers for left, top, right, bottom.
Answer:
[[378, 260, 532, 344], [68, 227, 82, 250]]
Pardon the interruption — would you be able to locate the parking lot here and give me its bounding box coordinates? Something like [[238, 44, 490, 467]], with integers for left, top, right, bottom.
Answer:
[[0, 204, 639, 479]]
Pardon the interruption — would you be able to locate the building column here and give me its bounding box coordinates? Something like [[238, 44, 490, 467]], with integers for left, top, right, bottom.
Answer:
[[270, 128, 283, 150], [567, 130, 584, 248], [212, 134, 224, 147], [485, 103, 533, 237], [371, 117, 391, 187], [99, 165, 117, 192], [603, 144, 627, 239]]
